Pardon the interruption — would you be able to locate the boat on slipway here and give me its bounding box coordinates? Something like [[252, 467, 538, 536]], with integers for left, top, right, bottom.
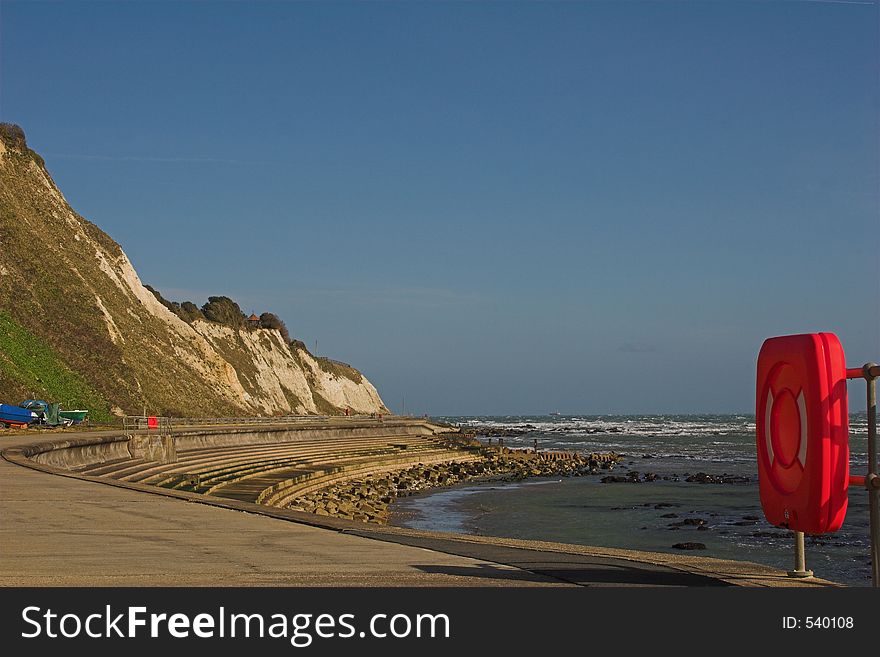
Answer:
[[0, 403, 38, 428], [58, 409, 88, 423]]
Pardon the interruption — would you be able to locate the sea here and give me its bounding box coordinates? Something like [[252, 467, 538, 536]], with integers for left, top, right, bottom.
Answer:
[[389, 414, 873, 586]]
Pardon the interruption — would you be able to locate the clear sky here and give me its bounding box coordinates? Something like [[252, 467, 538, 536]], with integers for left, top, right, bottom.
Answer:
[[1, 1, 877, 415]]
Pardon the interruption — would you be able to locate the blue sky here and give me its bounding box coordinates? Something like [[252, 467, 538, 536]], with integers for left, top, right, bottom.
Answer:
[[2, 1, 877, 414]]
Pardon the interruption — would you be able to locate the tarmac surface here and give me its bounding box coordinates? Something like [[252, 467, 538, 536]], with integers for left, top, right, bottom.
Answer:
[[0, 425, 837, 587]]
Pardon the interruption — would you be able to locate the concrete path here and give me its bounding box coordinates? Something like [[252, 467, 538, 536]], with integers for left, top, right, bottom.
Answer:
[[0, 426, 834, 587]]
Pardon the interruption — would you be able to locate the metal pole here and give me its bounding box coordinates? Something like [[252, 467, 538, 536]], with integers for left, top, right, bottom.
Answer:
[[787, 531, 813, 578], [865, 362, 879, 588]]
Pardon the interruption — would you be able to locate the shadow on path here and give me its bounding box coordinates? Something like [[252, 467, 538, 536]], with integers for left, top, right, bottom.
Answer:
[[353, 532, 729, 587]]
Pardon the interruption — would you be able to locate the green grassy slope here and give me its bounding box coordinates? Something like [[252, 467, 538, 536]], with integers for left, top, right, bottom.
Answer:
[[0, 309, 114, 421]]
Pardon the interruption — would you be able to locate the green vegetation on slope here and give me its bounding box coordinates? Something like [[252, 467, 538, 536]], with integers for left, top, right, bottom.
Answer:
[[315, 357, 363, 384], [0, 310, 114, 422], [146, 286, 292, 344], [289, 340, 361, 384], [0, 123, 45, 170]]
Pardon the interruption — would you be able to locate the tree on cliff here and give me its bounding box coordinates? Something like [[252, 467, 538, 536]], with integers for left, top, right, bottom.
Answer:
[[201, 296, 246, 327], [145, 285, 205, 323], [259, 312, 290, 343]]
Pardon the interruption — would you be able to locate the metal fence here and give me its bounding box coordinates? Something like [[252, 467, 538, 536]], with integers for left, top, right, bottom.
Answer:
[[123, 416, 173, 433], [116, 414, 429, 431], [162, 414, 410, 428]]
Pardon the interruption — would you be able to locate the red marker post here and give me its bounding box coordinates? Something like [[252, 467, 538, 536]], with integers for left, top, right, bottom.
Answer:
[[756, 333, 879, 586]]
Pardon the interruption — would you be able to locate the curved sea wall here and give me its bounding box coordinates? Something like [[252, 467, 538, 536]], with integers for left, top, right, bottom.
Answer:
[[21, 420, 484, 522], [27, 420, 448, 470], [18, 420, 622, 526], [23, 434, 132, 470]]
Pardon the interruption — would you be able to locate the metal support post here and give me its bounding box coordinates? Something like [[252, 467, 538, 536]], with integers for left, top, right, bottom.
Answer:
[[787, 531, 813, 578], [864, 363, 879, 588]]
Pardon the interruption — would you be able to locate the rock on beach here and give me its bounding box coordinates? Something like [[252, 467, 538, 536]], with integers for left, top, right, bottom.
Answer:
[[287, 449, 622, 524]]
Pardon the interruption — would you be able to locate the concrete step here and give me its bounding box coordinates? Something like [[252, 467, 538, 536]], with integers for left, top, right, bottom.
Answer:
[[209, 447, 475, 505], [144, 439, 446, 483], [114, 435, 438, 483], [177, 445, 442, 492]]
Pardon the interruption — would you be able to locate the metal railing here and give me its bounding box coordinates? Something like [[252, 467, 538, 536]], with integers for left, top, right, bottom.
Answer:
[[127, 414, 417, 429], [123, 416, 173, 433]]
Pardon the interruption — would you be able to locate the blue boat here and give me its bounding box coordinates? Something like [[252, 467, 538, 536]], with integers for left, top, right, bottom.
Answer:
[[0, 403, 37, 427]]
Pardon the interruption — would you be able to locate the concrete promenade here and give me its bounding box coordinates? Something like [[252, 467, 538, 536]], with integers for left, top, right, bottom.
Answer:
[[0, 423, 836, 587]]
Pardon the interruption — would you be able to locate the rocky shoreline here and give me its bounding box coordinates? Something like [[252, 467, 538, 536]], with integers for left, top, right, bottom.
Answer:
[[460, 424, 625, 438], [600, 470, 752, 484], [286, 448, 623, 524]]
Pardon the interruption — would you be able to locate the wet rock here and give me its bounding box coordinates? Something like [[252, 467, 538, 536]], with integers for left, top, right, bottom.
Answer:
[[660, 513, 679, 519], [669, 518, 706, 527], [672, 542, 707, 550], [471, 426, 528, 438], [685, 472, 751, 485], [288, 449, 622, 525]]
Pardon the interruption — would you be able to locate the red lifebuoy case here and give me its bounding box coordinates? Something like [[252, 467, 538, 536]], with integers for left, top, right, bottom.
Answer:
[[756, 333, 849, 534]]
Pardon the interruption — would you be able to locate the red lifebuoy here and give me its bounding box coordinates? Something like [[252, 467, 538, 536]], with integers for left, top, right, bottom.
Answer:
[[756, 333, 849, 534]]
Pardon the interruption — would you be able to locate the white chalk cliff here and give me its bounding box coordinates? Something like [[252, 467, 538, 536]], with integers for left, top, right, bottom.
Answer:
[[0, 124, 388, 417]]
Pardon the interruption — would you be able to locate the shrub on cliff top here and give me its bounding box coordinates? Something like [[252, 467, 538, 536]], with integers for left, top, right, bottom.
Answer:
[[145, 284, 173, 309], [201, 296, 246, 327], [145, 285, 204, 323], [0, 123, 46, 169], [146, 287, 293, 340], [0, 123, 27, 150], [179, 301, 204, 322], [259, 312, 290, 343]]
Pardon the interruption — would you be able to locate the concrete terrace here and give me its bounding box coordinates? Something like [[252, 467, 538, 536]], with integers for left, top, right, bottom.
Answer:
[[0, 419, 837, 587], [72, 427, 481, 509]]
